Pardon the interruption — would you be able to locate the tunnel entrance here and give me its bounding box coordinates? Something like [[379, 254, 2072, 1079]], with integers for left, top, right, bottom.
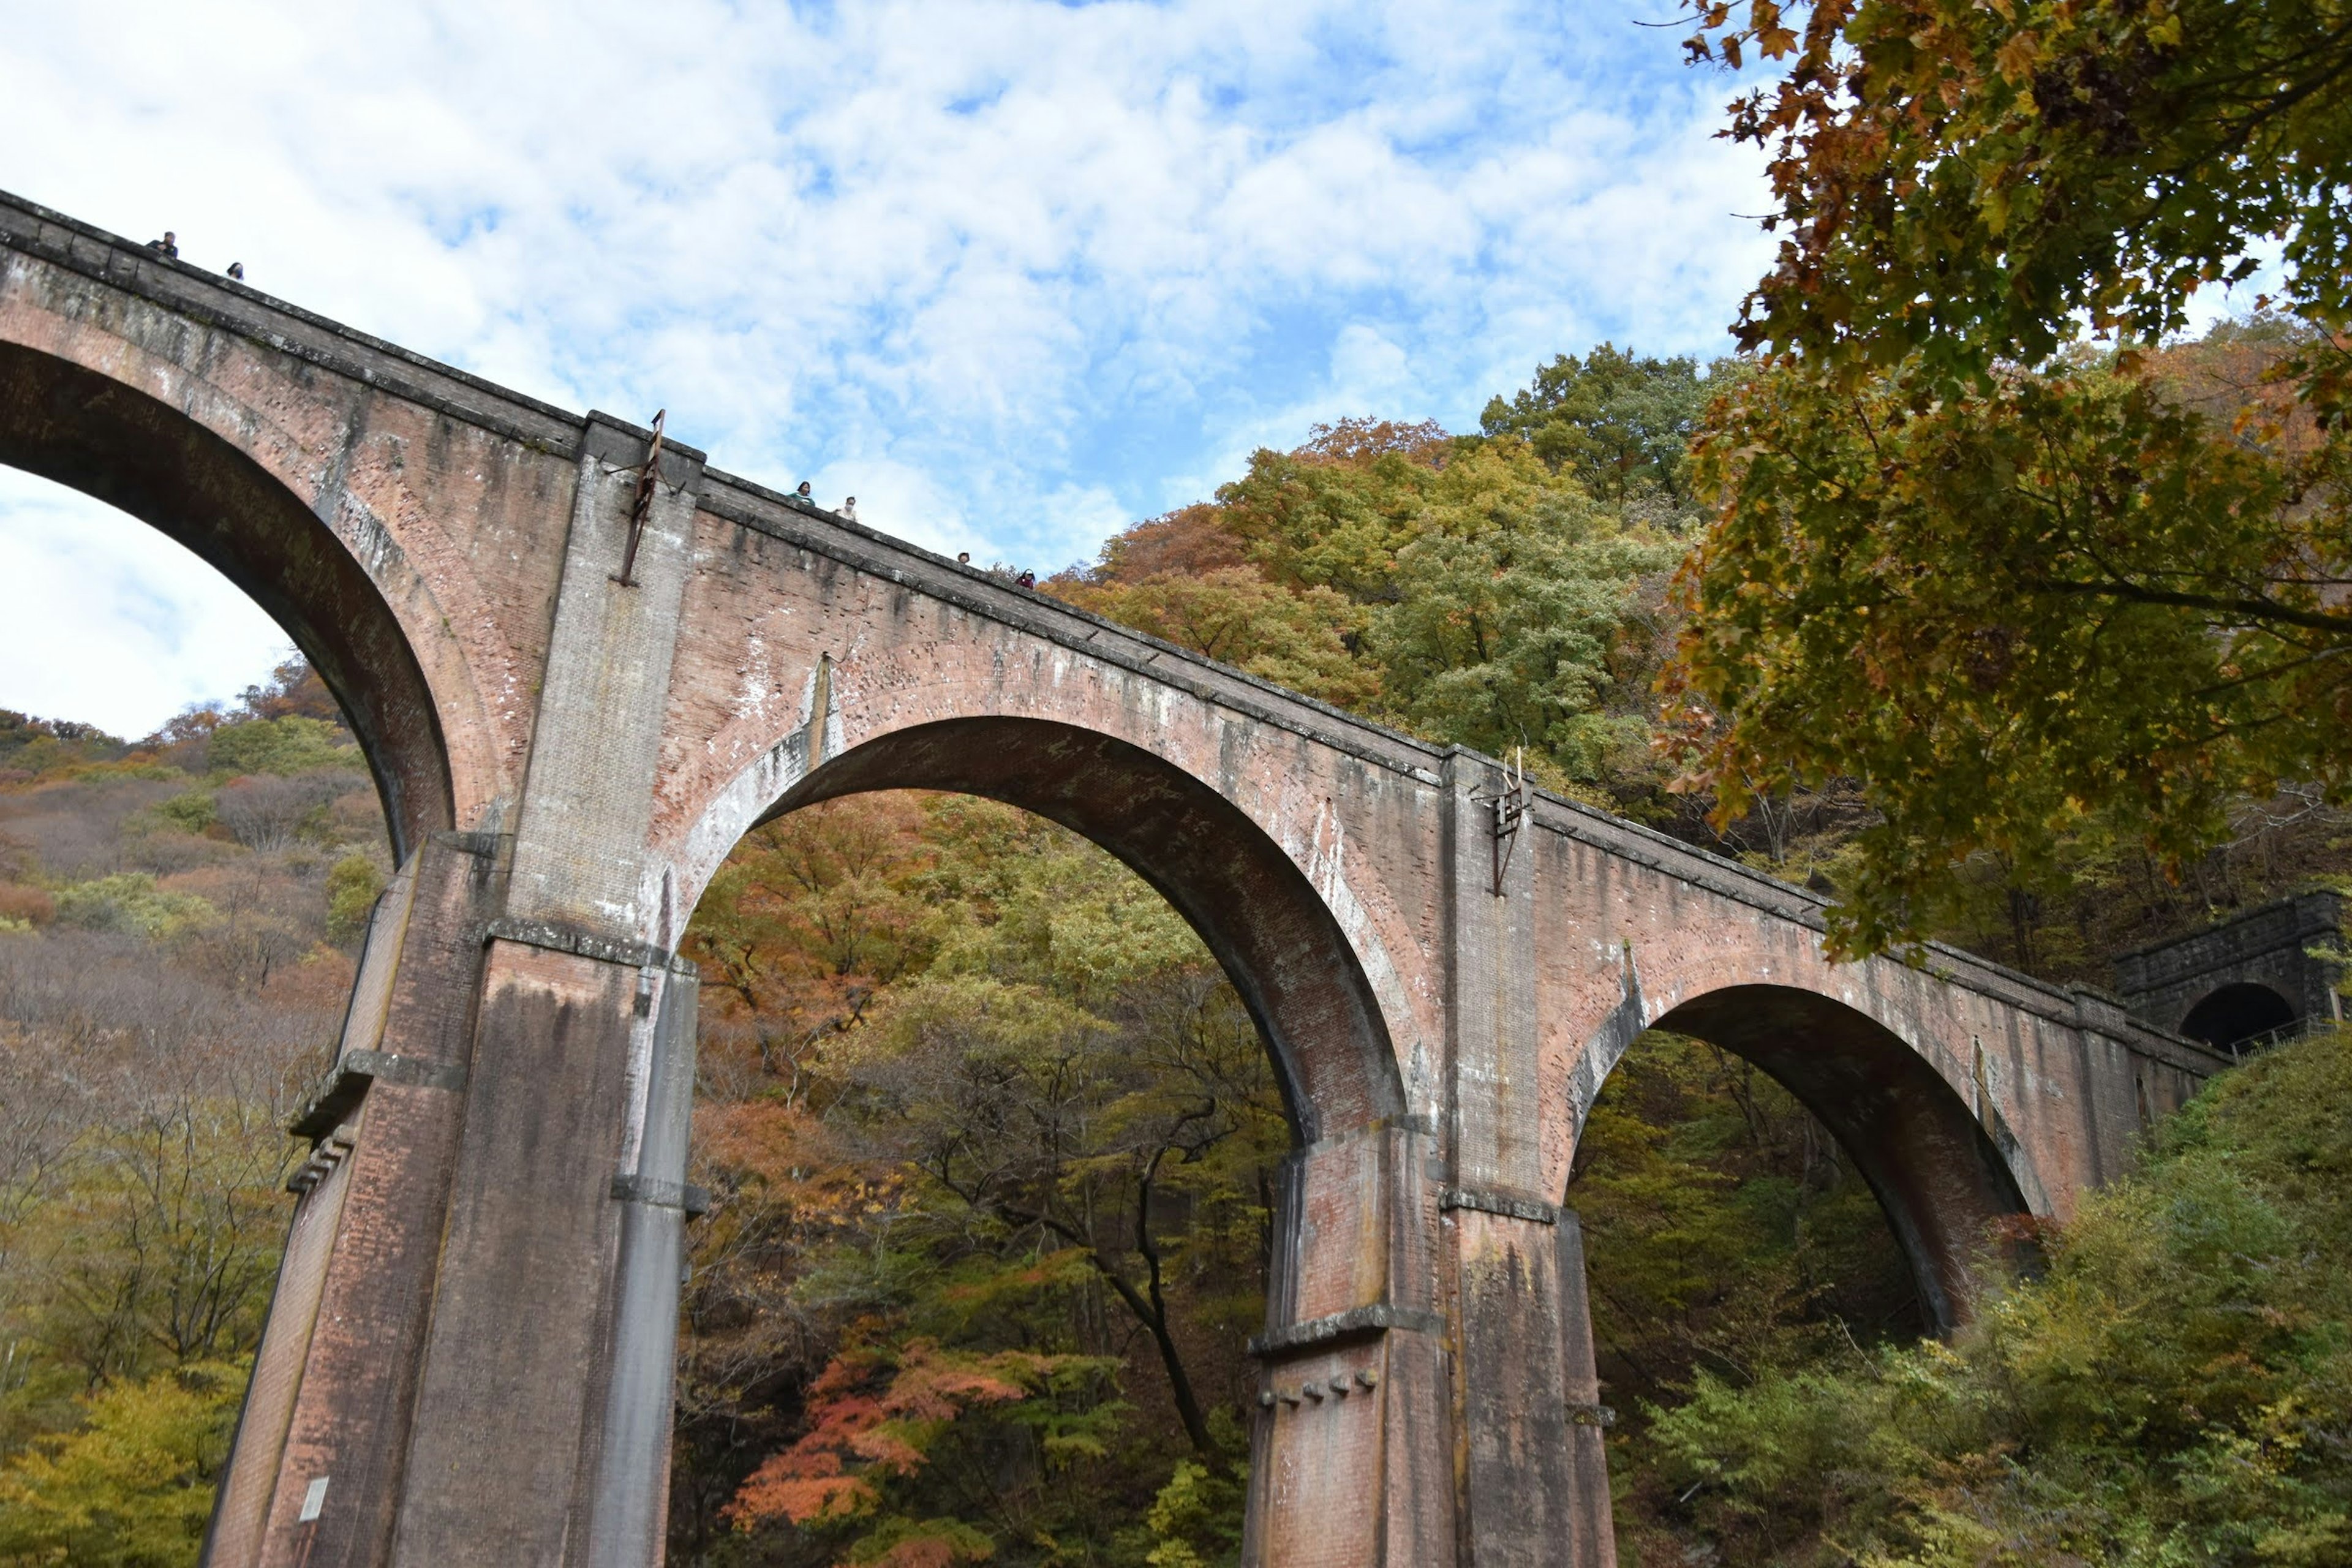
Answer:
[[2180, 982, 2298, 1055]]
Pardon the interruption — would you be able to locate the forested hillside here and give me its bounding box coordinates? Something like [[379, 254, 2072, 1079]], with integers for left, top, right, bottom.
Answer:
[[0, 665, 388, 1563]]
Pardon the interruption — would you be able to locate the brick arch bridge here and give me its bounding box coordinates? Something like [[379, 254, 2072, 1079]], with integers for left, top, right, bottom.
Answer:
[[0, 192, 2223, 1568]]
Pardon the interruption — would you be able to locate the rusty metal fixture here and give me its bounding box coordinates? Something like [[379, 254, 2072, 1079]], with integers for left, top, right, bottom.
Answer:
[[612, 409, 667, 587], [1471, 745, 1530, 895]]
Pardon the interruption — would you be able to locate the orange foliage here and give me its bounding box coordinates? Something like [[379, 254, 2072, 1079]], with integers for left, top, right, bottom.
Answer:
[[1079, 502, 1249, 586], [0, 884, 55, 925], [695, 1097, 896, 1229], [722, 1339, 1047, 1531], [686, 794, 940, 1096], [1293, 415, 1451, 467]]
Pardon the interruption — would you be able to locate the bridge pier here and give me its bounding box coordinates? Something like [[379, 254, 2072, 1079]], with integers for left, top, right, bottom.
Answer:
[[206, 850, 706, 1567], [1240, 753, 1617, 1568], [206, 413, 715, 1567]]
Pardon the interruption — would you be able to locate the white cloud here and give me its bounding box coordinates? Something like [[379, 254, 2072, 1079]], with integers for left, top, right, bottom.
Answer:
[[0, 0, 1775, 722], [0, 471, 291, 738]]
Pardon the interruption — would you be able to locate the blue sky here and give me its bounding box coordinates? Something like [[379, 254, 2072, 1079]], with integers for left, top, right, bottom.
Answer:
[[0, 0, 1777, 737]]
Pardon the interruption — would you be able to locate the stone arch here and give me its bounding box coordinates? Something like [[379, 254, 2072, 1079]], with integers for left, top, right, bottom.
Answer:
[[1577, 983, 2035, 1333], [0, 341, 453, 856], [2180, 981, 2296, 1052], [745, 715, 1408, 1144]]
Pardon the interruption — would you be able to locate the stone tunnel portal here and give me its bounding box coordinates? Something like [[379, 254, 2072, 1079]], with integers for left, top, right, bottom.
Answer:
[[2180, 982, 2298, 1054]]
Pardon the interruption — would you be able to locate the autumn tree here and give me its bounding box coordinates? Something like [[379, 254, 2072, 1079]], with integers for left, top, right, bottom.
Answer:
[[1055, 415, 1679, 789], [1668, 0, 2352, 953], [674, 794, 1290, 1563]]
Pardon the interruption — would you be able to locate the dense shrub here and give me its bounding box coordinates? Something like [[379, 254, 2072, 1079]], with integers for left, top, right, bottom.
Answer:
[[205, 717, 361, 779], [1635, 1028, 2352, 1567]]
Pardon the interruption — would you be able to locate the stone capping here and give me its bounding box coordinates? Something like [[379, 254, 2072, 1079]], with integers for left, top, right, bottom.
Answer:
[[0, 190, 584, 453], [288, 1049, 469, 1142], [1439, 1186, 1561, 1225], [1248, 1303, 1445, 1360], [609, 1174, 714, 1217], [582, 408, 708, 482], [483, 916, 700, 976]]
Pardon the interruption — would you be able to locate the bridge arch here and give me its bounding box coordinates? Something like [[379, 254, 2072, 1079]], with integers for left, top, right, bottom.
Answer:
[[709, 715, 1407, 1144], [0, 340, 452, 855], [1574, 983, 2036, 1332]]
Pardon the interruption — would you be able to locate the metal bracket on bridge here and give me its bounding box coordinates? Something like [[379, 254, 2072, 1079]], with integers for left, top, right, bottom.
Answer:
[[611, 409, 667, 587], [1470, 747, 1531, 896], [610, 1173, 714, 1217]]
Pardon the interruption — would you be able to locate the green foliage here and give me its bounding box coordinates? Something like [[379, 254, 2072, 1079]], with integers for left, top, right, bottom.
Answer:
[[1479, 344, 1719, 507], [1053, 567, 1375, 709], [205, 717, 363, 778], [1671, 0, 2352, 956], [0, 1362, 243, 1568], [0, 713, 130, 786], [1368, 472, 1675, 776], [325, 854, 385, 945], [1057, 414, 1678, 787], [148, 790, 216, 835], [1633, 1028, 2352, 1566], [1573, 1034, 1918, 1455], [1665, 342, 2346, 954], [51, 876, 217, 940], [1128, 1455, 1247, 1568]]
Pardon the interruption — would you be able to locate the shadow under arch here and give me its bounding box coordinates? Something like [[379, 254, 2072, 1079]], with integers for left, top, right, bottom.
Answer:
[[1635, 984, 2037, 1335], [761, 716, 1406, 1144], [0, 341, 452, 858]]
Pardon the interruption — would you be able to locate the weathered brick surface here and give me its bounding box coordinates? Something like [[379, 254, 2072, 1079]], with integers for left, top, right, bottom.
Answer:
[[0, 190, 2234, 1568], [259, 836, 499, 1568]]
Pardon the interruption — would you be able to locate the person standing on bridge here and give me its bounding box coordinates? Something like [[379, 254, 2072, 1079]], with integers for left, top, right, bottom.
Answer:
[[840, 496, 858, 521]]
